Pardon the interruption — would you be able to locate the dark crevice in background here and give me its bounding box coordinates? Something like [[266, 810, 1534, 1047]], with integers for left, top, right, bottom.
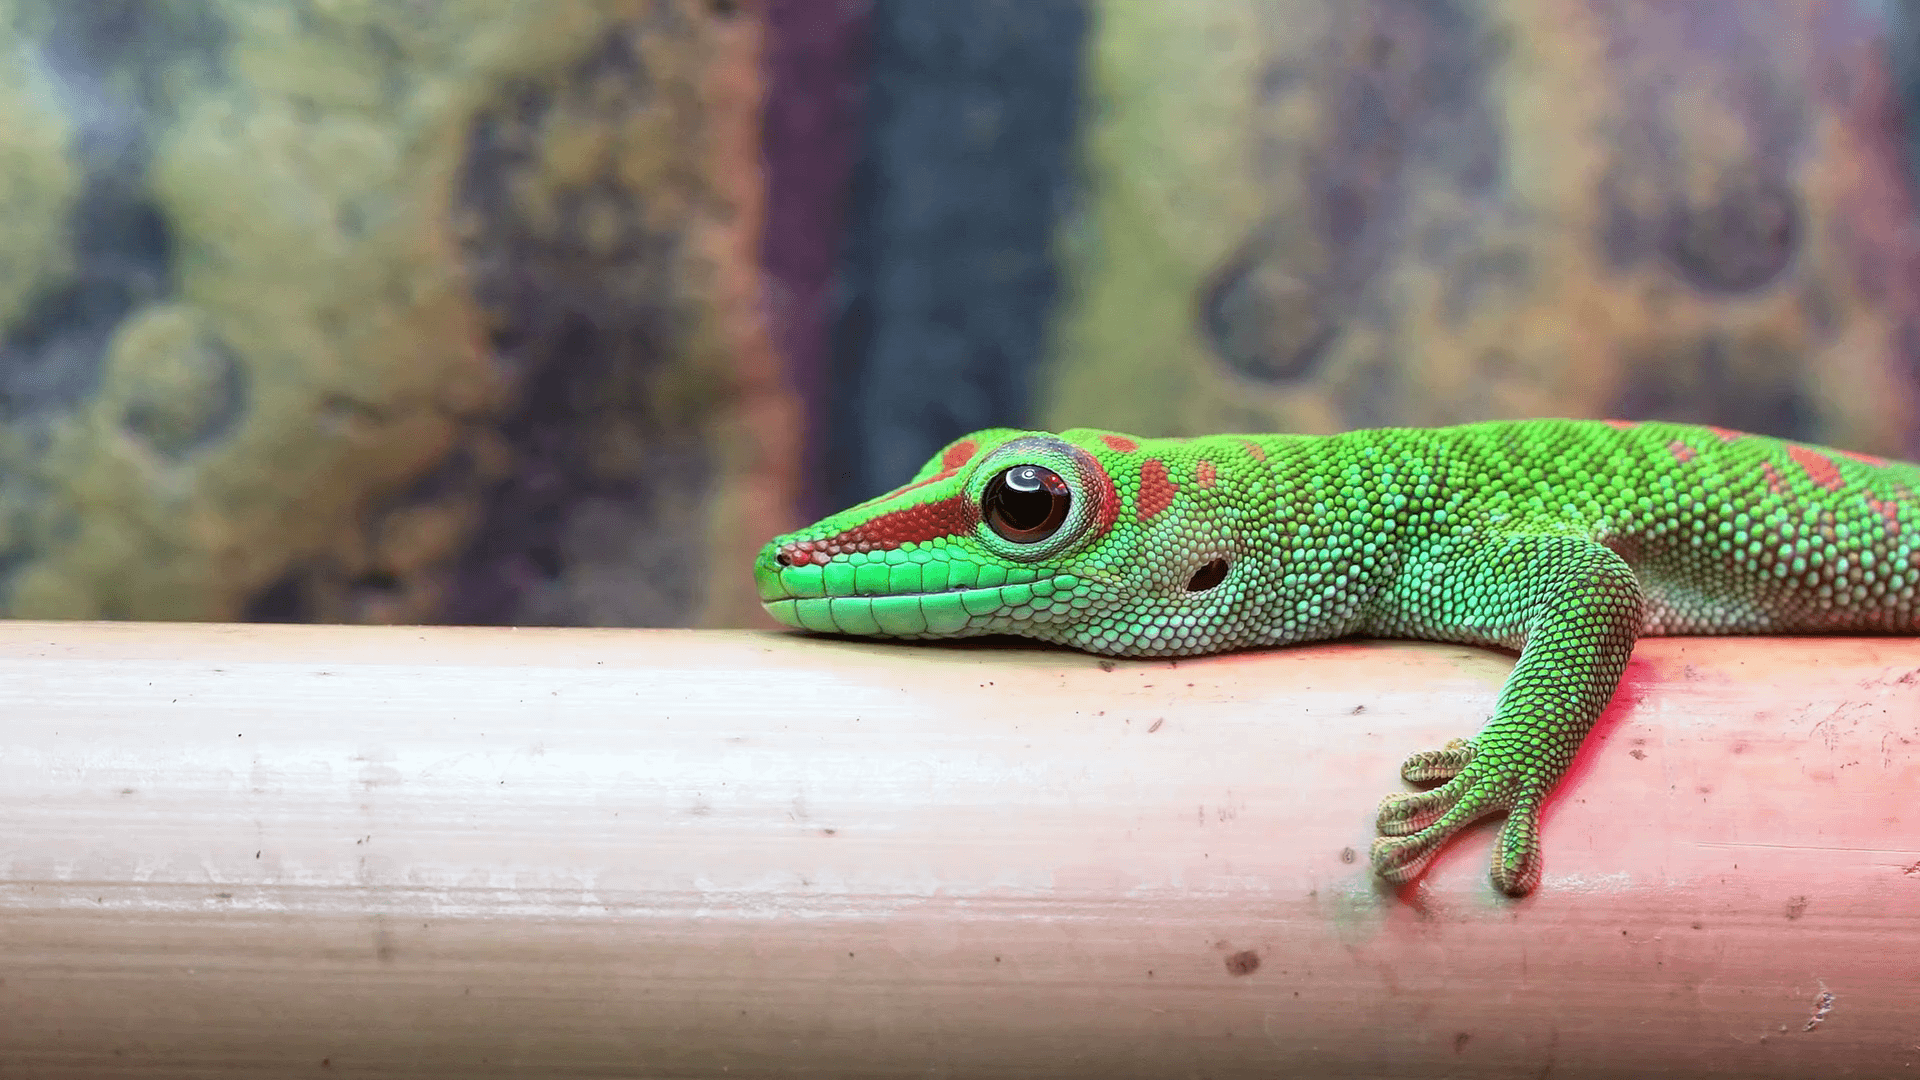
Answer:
[[760, 0, 874, 520], [823, 0, 1089, 506], [242, 570, 310, 623], [442, 27, 712, 627]]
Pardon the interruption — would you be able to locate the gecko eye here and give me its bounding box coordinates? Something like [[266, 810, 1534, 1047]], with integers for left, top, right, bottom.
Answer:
[[982, 465, 1071, 543]]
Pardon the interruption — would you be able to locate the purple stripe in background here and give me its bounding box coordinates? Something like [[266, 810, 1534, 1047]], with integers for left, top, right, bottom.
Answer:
[[759, 0, 873, 519]]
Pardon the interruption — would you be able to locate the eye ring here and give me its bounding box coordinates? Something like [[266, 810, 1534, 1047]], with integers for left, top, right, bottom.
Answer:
[[982, 465, 1072, 543]]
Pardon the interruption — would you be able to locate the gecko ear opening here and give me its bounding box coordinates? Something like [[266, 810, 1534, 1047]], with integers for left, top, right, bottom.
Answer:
[[1186, 558, 1230, 592]]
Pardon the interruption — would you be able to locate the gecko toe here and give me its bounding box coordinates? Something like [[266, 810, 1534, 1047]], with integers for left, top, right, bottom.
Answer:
[[1488, 798, 1545, 896], [1370, 795, 1504, 885], [1374, 780, 1461, 836], [1399, 737, 1476, 783], [1370, 831, 1444, 885]]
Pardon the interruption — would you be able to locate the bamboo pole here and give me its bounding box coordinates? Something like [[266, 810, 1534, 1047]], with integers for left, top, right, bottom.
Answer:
[[0, 621, 1915, 1077]]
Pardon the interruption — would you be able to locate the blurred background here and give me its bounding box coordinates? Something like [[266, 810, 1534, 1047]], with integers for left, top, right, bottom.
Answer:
[[1, 0, 1919, 629]]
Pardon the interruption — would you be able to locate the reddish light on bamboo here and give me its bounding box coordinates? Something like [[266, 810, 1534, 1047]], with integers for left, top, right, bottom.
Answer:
[[0, 622, 1915, 1076]]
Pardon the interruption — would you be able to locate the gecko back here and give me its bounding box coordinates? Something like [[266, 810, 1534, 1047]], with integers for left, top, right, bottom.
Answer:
[[1450, 419, 1920, 636]]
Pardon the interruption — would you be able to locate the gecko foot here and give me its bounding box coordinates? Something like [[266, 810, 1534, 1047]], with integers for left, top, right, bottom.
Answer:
[[1370, 747, 1546, 896]]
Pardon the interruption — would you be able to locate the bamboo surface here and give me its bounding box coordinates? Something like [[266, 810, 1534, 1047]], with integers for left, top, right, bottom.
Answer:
[[1, 621, 1917, 1078]]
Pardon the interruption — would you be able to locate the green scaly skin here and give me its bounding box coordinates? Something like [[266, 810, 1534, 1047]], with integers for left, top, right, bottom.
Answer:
[[753, 420, 1920, 895]]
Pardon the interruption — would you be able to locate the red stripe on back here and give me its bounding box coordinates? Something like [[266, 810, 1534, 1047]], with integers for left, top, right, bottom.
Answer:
[[1868, 496, 1902, 537], [1762, 462, 1788, 496], [1839, 448, 1886, 466], [1787, 445, 1845, 492], [1101, 434, 1138, 453], [1668, 440, 1696, 464], [1602, 419, 1638, 430], [1196, 460, 1217, 488], [1240, 439, 1266, 462]]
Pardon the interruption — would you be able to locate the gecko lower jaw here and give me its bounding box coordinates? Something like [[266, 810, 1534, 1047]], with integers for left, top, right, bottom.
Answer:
[[757, 562, 1081, 637]]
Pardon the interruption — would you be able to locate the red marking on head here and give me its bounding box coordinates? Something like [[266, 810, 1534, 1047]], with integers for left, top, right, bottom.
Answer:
[[867, 471, 951, 506], [1839, 448, 1886, 467], [779, 494, 977, 565], [1137, 459, 1177, 521], [786, 439, 1124, 568], [1762, 462, 1788, 496], [1101, 434, 1138, 454], [1787, 445, 1844, 492], [1066, 444, 1121, 538], [1196, 460, 1217, 488], [860, 441, 979, 507], [1703, 426, 1743, 444], [1868, 496, 1902, 537], [1239, 439, 1266, 462], [1667, 440, 1696, 464], [1602, 419, 1638, 430]]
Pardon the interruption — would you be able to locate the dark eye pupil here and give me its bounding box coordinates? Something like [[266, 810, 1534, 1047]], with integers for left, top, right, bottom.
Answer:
[[982, 465, 1071, 543]]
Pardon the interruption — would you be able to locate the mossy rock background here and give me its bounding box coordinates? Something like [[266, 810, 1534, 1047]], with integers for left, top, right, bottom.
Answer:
[[4, 0, 1919, 628], [1044, 0, 1920, 458], [0, 0, 792, 626]]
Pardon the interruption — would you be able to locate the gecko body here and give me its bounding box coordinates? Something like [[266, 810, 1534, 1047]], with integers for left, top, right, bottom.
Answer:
[[753, 420, 1920, 894]]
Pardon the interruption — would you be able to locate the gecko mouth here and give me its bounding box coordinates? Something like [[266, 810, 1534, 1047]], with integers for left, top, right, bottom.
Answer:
[[755, 551, 1076, 637]]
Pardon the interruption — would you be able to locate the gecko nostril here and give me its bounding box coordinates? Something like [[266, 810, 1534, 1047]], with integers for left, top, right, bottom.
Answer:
[[774, 551, 792, 567]]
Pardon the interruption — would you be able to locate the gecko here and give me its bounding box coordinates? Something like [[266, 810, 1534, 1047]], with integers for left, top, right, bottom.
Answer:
[[752, 420, 1920, 895]]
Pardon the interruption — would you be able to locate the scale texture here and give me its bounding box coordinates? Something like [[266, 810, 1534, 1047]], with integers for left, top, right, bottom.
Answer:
[[754, 419, 1920, 894]]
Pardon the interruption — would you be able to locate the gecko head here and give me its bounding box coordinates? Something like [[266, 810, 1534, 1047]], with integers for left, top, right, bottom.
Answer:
[[755, 429, 1255, 655]]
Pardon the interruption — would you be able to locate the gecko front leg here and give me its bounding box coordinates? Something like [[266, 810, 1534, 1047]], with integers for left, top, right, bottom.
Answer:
[[1368, 535, 1644, 895]]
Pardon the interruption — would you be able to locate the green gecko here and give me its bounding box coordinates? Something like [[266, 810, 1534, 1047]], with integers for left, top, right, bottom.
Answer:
[[753, 420, 1920, 895]]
